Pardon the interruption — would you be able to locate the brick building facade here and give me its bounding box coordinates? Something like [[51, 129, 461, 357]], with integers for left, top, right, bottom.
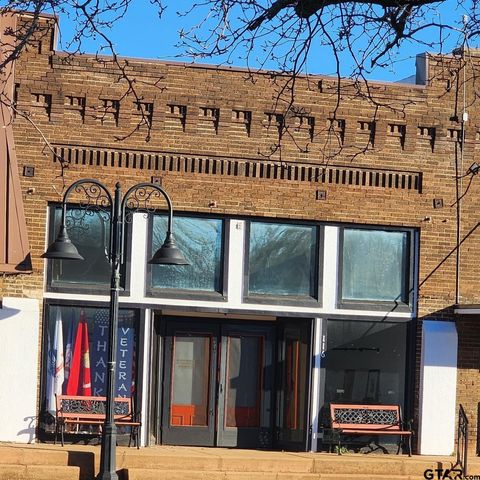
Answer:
[[1, 12, 479, 455]]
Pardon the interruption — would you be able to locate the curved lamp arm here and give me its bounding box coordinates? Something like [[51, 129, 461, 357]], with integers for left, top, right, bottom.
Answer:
[[121, 182, 174, 234], [121, 182, 188, 265], [43, 179, 114, 261], [61, 179, 114, 260]]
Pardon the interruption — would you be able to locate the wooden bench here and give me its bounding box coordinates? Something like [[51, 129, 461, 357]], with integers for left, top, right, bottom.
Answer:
[[55, 394, 141, 448], [329, 403, 412, 456]]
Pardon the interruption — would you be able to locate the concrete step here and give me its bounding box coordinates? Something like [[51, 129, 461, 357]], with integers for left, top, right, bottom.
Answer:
[[122, 470, 415, 480], [0, 464, 80, 480], [122, 471, 314, 480], [321, 476, 412, 480], [117, 454, 315, 473], [313, 456, 453, 476], [0, 446, 70, 465], [117, 453, 449, 477], [0, 445, 95, 480]]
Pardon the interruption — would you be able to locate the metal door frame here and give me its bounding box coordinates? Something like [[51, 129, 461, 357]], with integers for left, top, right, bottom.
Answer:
[[161, 321, 218, 446]]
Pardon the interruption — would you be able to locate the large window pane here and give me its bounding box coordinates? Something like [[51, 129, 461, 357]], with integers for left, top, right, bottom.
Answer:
[[44, 305, 137, 417], [323, 320, 407, 409], [170, 335, 211, 427], [50, 207, 111, 286], [341, 229, 409, 303], [151, 216, 223, 292], [248, 222, 317, 297], [225, 335, 263, 428]]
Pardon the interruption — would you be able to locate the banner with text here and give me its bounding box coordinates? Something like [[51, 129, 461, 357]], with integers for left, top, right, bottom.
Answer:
[[90, 309, 135, 397]]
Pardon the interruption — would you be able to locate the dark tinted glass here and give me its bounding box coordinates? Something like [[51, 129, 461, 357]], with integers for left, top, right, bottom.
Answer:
[[323, 320, 407, 409]]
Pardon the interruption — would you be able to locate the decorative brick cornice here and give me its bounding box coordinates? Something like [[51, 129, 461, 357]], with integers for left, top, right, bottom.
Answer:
[[52, 143, 422, 193]]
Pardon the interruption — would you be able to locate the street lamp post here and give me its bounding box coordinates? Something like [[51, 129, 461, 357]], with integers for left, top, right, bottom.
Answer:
[[42, 179, 188, 480]]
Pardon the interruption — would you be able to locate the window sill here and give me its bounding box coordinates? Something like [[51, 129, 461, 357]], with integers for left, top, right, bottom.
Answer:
[[46, 284, 129, 296], [336, 299, 412, 313], [146, 289, 227, 302], [243, 295, 321, 308]]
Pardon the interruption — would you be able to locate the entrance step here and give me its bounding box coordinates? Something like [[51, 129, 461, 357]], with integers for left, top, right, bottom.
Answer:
[[0, 445, 70, 465], [116, 451, 454, 478], [321, 476, 412, 480], [313, 457, 437, 475], [0, 443, 463, 480], [116, 453, 315, 473], [121, 471, 417, 480], [0, 444, 95, 480], [0, 464, 80, 480], [121, 471, 316, 480]]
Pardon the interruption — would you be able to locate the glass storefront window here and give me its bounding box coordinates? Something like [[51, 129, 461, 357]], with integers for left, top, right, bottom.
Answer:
[[247, 221, 318, 298], [48, 206, 112, 287], [170, 335, 211, 427], [44, 305, 138, 419], [341, 228, 410, 304], [323, 320, 407, 409], [150, 215, 223, 292]]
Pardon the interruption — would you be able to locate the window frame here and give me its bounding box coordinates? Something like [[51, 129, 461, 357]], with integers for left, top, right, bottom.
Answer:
[[319, 317, 412, 421], [337, 226, 415, 312], [145, 213, 229, 301], [38, 299, 144, 441], [243, 219, 323, 307], [45, 203, 132, 295]]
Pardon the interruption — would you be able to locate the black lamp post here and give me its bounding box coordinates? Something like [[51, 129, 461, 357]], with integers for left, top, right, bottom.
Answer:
[[42, 179, 188, 480]]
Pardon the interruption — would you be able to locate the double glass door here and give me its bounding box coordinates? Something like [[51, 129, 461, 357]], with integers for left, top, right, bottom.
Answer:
[[161, 321, 274, 448]]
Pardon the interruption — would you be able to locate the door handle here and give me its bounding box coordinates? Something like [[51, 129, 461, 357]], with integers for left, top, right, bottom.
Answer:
[[219, 383, 223, 394]]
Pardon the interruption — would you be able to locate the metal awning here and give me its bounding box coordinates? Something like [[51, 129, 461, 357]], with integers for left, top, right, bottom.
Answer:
[[0, 13, 31, 274]]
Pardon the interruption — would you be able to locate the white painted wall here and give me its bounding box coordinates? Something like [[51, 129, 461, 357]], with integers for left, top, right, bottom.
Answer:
[[322, 227, 338, 311], [227, 219, 245, 305], [0, 297, 40, 443], [418, 320, 458, 455], [309, 318, 323, 452], [140, 308, 151, 447]]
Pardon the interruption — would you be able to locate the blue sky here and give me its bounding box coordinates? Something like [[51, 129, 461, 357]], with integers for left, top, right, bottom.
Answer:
[[55, 0, 473, 83]]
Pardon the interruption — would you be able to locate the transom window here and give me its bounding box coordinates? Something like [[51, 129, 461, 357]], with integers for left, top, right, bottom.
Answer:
[[340, 228, 411, 306], [246, 221, 319, 301], [47, 206, 114, 290], [149, 215, 224, 294]]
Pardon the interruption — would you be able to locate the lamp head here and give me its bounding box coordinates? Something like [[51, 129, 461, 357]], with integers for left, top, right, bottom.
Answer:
[[148, 232, 189, 265], [42, 225, 84, 260]]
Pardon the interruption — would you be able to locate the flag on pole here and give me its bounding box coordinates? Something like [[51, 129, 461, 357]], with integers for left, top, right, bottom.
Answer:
[[63, 309, 75, 392], [80, 315, 92, 396], [46, 331, 55, 416], [47, 308, 64, 415], [66, 310, 91, 396]]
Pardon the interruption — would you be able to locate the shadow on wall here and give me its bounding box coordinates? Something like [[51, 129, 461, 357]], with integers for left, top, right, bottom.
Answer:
[[0, 304, 20, 321], [17, 415, 37, 444]]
